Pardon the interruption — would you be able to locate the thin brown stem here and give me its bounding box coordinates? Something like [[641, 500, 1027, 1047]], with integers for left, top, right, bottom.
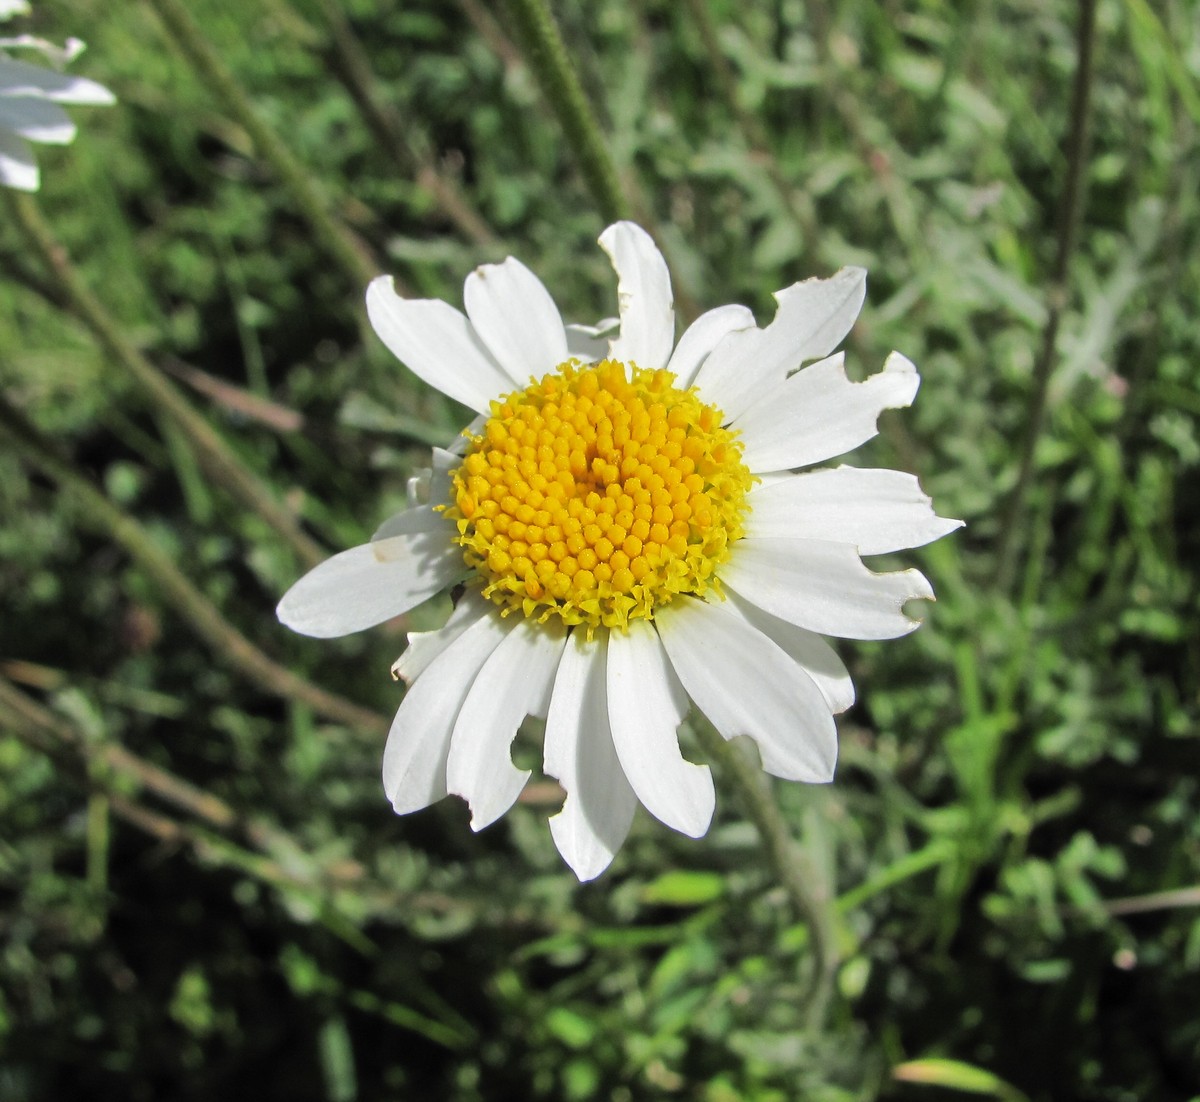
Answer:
[[1099, 886, 1200, 917], [6, 191, 327, 570], [457, 0, 524, 70], [314, 0, 500, 249], [3, 676, 382, 960], [143, 0, 381, 291], [0, 396, 387, 736], [1, 677, 239, 831]]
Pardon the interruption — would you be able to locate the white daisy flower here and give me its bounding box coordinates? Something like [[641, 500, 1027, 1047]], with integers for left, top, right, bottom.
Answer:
[[279, 223, 961, 881], [0, 30, 114, 192]]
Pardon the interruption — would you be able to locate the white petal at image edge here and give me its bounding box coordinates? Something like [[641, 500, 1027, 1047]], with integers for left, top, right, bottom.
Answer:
[[656, 599, 837, 783], [544, 631, 637, 881], [276, 506, 462, 638], [606, 620, 714, 838], [0, 128, 36, 190], [0, 56, 115, 104], [0, 96, 75, 142]]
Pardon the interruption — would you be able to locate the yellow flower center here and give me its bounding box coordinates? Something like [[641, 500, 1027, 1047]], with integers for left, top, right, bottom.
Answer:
[[443, 359, 753, 631]]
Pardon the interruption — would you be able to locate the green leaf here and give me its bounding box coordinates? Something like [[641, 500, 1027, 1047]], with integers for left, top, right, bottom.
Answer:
[[893, 1058, 1031, 1101]]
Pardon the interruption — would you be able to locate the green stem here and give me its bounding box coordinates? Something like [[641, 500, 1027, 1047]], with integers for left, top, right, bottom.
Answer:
[[692, 721, 839, 1024], [0, 396, 387, 736], [504, 0, 630, 224], [995, 0, 1097, 589], [143, 0, 381, 290], [6, 191, 327, 570]]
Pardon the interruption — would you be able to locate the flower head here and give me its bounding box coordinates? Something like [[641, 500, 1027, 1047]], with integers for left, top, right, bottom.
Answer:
[[0, 20, 114, 192], [279, 223, 961, 880]]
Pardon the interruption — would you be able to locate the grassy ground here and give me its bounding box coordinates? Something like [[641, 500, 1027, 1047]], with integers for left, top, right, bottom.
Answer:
[[1, 0, 1198, 1099]]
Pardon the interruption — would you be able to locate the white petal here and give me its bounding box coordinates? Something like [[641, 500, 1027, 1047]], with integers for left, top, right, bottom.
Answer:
[[276, 507, 461, 638], [723, 538, 934, 640], [565, 319, 617, 363], [745, 466, 964, 553], [446, 619, 568, 830], [365, 276, 513, 414], [372, 509, 412, 542], [391, 591, 490, 684], [372, 450, 458, 541], [665, 304, 756, 388], [694, 267, 867, 420], [0, 127, 36, 190], [726, 591, 855, 714], [598, 222, 675, 369], [657, 598, 837, 782], [463, 256, 569, 384], [0, 56, 115, 104], [0, 97, 74, 142], [736, 352, 920, 472], [427, 446, 458, 510], [383, 611, 510, 814], [606, 620, 715, 837], [545, 631, 637, 881], [404, 471, 429, 510]]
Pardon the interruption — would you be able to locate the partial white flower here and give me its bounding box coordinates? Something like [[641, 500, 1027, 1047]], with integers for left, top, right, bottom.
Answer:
[[0, 2, 32, 23], [279, 223, 962, 881], [0, 28, 113, 191]]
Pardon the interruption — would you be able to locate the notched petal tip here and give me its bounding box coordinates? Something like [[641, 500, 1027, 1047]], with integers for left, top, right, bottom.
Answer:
[[365, 272, 396, 304], [736, 347, 925, 472], [897, 570, 937, 632], [775, 264, 866, 310], [881, 349, 919, 391]]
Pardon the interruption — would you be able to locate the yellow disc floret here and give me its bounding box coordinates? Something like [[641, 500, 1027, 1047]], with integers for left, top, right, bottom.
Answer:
[[443, 359, 753, 631]]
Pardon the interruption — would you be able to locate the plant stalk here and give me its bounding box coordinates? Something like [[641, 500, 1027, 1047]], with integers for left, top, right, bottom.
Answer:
[[0, 395, 386, 736], [996, 0, 1097, 589], [314, 0, 500, 249], [692, 721, 839, 1024], [504, 0, 630, 224], [6, 191, 327, 569], [143, 0, 381, 290]]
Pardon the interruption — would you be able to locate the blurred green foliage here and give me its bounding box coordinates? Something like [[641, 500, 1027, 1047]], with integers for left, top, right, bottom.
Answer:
[[1, 0, 1198, 1099]]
